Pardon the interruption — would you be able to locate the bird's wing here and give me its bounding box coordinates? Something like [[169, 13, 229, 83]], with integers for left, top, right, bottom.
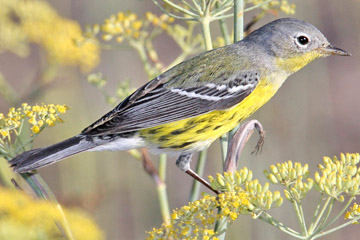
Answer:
[[82, 49, 260, 136]]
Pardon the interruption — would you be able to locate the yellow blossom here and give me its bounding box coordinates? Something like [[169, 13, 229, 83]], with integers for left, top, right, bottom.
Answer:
[[0, 186, 104, 239], [345, 202, 360, 223], [314, 153, 360, 199], [0, 103, 68, 157], [0, 0, 99, 71], [147, 170, 264, 239]]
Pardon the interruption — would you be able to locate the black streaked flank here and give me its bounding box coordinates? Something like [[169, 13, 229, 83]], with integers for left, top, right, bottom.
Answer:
[[158, 135, 170, 142], [196, 125, 212, 134], [170, 141, 196, 149], [170, 128, 188, 135], [213, 125, 222, 130]]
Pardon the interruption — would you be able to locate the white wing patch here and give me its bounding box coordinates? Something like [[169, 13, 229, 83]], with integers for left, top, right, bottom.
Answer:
[[171, 79, 257, 101], [227, 85, 253, 93], [170, 88, 224, 101]]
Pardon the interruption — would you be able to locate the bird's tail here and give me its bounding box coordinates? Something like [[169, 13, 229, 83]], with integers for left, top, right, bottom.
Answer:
[[9, 135, 95, 172]]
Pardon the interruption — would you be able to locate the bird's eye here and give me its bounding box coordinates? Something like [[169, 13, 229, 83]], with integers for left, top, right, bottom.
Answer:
[[296, 35, 309, 46]]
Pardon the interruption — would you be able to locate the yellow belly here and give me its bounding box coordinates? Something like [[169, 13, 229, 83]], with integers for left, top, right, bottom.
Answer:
[[139, 79, 278, 151]]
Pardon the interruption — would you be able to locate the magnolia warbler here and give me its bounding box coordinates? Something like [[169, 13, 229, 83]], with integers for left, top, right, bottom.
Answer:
[[10, 18, 350, 189]]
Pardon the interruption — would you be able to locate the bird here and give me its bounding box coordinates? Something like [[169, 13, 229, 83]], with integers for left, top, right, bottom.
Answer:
[[9, 18, 350, 191]]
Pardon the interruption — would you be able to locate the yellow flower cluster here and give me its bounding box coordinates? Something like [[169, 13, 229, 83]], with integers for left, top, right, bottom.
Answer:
[[147, 192, 250, 240], [0, 103, 68, 140], [148, 168, 282, 239], [245, 180, 283, 213], [146, 12, 175, 30], [209, 167, 253, 192], [101, 12, 145, 42], [314, 153, 360, 201], [0, 186, 104, 240], [98, 11, 175, 43], [210, 168, 283, 212], [0, 0, 99, 71], [265, 161, 313, 202], [26, 103, 68, 134], [249, 0, 296, 15], [345, 203, 360, 221]]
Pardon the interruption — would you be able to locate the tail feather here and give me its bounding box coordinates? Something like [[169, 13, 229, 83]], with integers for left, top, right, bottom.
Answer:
[[9, 135, 95, 172]]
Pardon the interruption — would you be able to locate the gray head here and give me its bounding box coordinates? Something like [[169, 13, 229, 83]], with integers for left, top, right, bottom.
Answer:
[[244, 18, 350, 59]]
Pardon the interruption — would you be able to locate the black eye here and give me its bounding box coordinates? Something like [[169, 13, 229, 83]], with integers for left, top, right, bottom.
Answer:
[[297, 35, 309, 45]]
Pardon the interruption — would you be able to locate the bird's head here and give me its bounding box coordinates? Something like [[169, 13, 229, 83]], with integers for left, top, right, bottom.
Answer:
[[246, 18, 350, 73]]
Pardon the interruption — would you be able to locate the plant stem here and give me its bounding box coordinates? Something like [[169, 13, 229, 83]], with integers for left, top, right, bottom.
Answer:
[[220, 134, 229, 166], [214, 213, 228, 240], [189, 150, 207, 202], [292, 200, 308, 237], [313, 196, 354, 235], [310, 195, 324, 230], [157, 153, 171, 224], [157, 181, 171, 225], [308, 196, 332, 234], [218, 19, 231, 45], [158, 154, 167, 181], [316, 198, 335, 231], [160, 0, 198, 17], [215, 1, 231, 45], [311, 215, 360, 239], [201, 18, 213, 50], [259, 212, 302, 238], [21, 172, 74, 240], [234, 0, 244, 42]]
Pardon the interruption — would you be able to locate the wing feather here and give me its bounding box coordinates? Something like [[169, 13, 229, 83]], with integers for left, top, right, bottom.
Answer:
[[82, 69, 259, 136]]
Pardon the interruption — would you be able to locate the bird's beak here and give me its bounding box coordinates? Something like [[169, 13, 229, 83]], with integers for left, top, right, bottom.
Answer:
[[318, 44, 351, 56]]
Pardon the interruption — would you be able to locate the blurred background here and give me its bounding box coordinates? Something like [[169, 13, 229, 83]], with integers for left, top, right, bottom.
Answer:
[[0, 0, 359, 239]]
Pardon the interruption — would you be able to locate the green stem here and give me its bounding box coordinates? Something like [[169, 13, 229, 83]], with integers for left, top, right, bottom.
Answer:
[[316, 198, 335, 231], [259, 212, 302, 239], [234, 0, 244, 42], [179, 0, 199, 13], [313, 196, 354, 235], [220, 134, 229, 166], [292, 200, 308, 237], [157, 181, 171, 225], [189, 150, 207, 202], [214, 213, 228, 240], [311, 216, 360, 240], [160, 0, 198, 17], [158, 153, 167, 181], [218, 19, 231, 45], [190, 0, 204, 14], [157, 154, 170, 224], [216, 1, 231, 45], [309, 195, 324, 230], [201, 18, 213, 50], [244, 0, 273, 13], [21, 172, 74, 240], [308, 196, 332, 234]]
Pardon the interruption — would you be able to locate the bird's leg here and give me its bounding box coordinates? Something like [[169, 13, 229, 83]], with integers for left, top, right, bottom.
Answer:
[[176, 154, 220, 194]]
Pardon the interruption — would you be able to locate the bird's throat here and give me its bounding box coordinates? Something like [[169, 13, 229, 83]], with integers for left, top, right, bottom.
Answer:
[[275, 51, 322, 74]]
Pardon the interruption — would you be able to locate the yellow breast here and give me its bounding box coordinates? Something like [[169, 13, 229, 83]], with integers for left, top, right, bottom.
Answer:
[[139, 78, 280, 151]]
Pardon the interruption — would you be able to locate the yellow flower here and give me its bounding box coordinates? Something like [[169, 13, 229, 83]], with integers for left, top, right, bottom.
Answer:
[[31, 125, 40, 134], [0, 0, 99, 72], [0, 103, 68, 149], [0, 186, 104, 239]]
